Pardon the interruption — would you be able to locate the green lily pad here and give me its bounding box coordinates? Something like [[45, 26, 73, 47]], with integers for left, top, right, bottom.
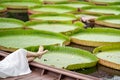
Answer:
[[29, 5, 76, 14], [25, 21, 84, 33], [69, 28, 120, 47], [0, 29, 70, 50], [95, 15, 120, 28], [0, 0, 41, 8], [42, 0, 78, 4], [109, 2, 120, 8], [26, 45, 98, 70], [29, 13, 77, 22], [93, 44, 120, 70], [0, 5, 7, 17], [0, 0, 41, 13], [87, 0, 120, 5], [81, 6, 120, 15], [74, 12, 100, 20], [0, 5, 6, 12], [0, 18, 24, 29], [57, 1, 93, 8]]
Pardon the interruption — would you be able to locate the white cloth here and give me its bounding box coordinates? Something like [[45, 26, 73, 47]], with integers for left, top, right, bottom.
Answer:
[[0, 49, 32, 78]]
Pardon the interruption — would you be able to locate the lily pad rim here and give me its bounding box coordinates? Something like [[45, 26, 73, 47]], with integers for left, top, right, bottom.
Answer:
[[26, 45, 98, 70], [0, 17, 25, 29], [30, 13, 77, 19]]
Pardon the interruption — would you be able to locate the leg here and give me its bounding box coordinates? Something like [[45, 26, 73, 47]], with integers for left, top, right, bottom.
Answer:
[[26, 46, 48, 62]]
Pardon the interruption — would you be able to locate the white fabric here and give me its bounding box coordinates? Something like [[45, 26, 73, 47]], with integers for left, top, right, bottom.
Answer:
[[0, 49, 32, 78]]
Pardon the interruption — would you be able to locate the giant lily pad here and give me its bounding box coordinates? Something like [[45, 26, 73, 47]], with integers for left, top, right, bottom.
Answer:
[[109, 2, 120, 8], [74, 12, 100, 20], [95, 15, 120, 28], [81, 6, 120, 15], [28, 5, 77, 14], [26, 45, 98, 70], [0, 5, 6, 12], [25, 21, 84, 33], [42, 0, 78, 4], [0, 0, 41, 13], [0, 18, 24, 29], [86, 0, 120, 5], [0, 29, 70, 51], [93, 44, 120, 70], [69, 28, 120, 47], [29, 13, 77, 22], [0, 5, 7, 17], [57, 1, 93, 9]]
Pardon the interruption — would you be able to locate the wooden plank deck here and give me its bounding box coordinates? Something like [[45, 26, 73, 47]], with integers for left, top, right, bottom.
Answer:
[[0, 51, 102, 80]]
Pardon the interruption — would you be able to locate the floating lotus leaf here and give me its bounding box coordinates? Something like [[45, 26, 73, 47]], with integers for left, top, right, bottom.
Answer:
[[69, 28, 120, 47], [42, 0, 78, 4], [0, 5, 6, 12], [93, 44, 120, 70], [29, 13, 77, 22], [73, 12, 100, 20], [86, 0, 120, 5], [25, 21, 84, 33], [81, 6, 120, 15], [0, 29, 70, 51], [95, 15, 120, 28], [109, 2, 120, 8], [0, 5, 7, 17], [0, 0, 41, 13], [0, 18, 24, 29], [57, 1, 93, 8], [29, 5, 77, 14], [26, 45, 98, 70]]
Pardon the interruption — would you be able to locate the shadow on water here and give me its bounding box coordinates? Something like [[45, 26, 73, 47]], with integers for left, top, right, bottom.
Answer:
[[7, 12, 29, 22]]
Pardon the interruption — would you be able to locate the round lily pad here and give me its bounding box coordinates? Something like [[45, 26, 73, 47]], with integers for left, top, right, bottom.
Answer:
[[0, 5, 6, 12], [26, 45, 98, 70], [25, 21, 84, 33], [69, 28, 120, 47], [95, 15, 120, 28], [0, 18, 24, 29], [29, 13, 77, 22], [28, 5, 77, 14], [93, 44, 120, 70], [0, 0, 41, 13], [81, 6, 120, 15], [42, 0, 78, 4], [57, 1, 93, 9], [86, 0, 120, 5], [109, 2, 120, 8], [74, 12, 100, 20], [0, 29, 70, 50]]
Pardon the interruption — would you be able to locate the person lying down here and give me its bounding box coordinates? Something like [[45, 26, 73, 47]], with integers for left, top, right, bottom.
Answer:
[[0, 46, 48, 78]]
